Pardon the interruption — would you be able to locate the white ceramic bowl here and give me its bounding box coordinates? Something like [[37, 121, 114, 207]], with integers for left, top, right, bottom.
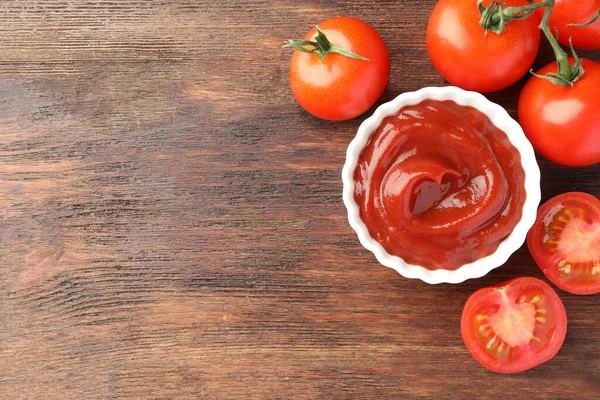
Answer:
[[342, 86, 541, 284]]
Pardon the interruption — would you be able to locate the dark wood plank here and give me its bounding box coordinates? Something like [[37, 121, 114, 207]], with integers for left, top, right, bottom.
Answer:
[[0, 1, 599, 398]]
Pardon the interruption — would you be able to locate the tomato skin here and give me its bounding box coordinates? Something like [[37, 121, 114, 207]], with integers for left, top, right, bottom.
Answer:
[[461, 277, 567, 374], [289, 17, 390, 121], [535, 0, 600, 50], [528, 192, 600, 295], [518, 58, 600, 167], [426, 0, 541, 93]]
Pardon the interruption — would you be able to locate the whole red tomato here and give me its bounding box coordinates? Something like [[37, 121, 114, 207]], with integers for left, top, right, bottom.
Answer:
[[287, 17, 390, 121], [518, 58, 600, 167], [427, 0, 541, 93], [535, 0, 600, 50]]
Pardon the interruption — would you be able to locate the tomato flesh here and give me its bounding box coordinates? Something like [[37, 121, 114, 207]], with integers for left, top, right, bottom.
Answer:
[[528, 192, 600, 295], [461, 277, 567, 374], [486, 298, 536, 348]]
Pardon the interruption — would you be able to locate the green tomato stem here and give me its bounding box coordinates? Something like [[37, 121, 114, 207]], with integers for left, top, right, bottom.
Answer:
[[567, 8, 600, 27], [283, 26, 369, 63], [529, 0, 585, 86], [540, 0, 571, 78], [489, 1, 549, 25], [479, 0, 549, 34]]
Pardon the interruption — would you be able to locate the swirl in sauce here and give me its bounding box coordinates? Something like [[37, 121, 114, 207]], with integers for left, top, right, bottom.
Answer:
[[354, 100, 526, 270]]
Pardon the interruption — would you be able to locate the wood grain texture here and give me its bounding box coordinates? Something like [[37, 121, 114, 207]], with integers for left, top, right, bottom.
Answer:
[[0, 1, 599, 398]]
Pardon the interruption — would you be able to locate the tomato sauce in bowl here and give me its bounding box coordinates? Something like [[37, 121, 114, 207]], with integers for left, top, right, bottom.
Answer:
[[342, 87, 540, 283], [354, 99, 526, 270]]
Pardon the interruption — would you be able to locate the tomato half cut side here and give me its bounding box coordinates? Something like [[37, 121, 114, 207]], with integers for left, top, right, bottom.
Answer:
[[461, 277, 567, 374], [528, 192, 600, 295]]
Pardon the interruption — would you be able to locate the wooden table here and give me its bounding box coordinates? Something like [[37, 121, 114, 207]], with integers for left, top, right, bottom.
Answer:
[[1, 1, 598, 398]]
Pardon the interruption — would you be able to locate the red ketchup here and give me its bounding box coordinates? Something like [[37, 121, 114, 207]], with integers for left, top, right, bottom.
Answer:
[[353, 100, 526, 271]]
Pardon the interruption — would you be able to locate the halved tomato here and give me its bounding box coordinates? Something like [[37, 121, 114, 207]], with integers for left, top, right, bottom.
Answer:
[[528, 192, 600, 295], [461, 277, 567, 374]]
